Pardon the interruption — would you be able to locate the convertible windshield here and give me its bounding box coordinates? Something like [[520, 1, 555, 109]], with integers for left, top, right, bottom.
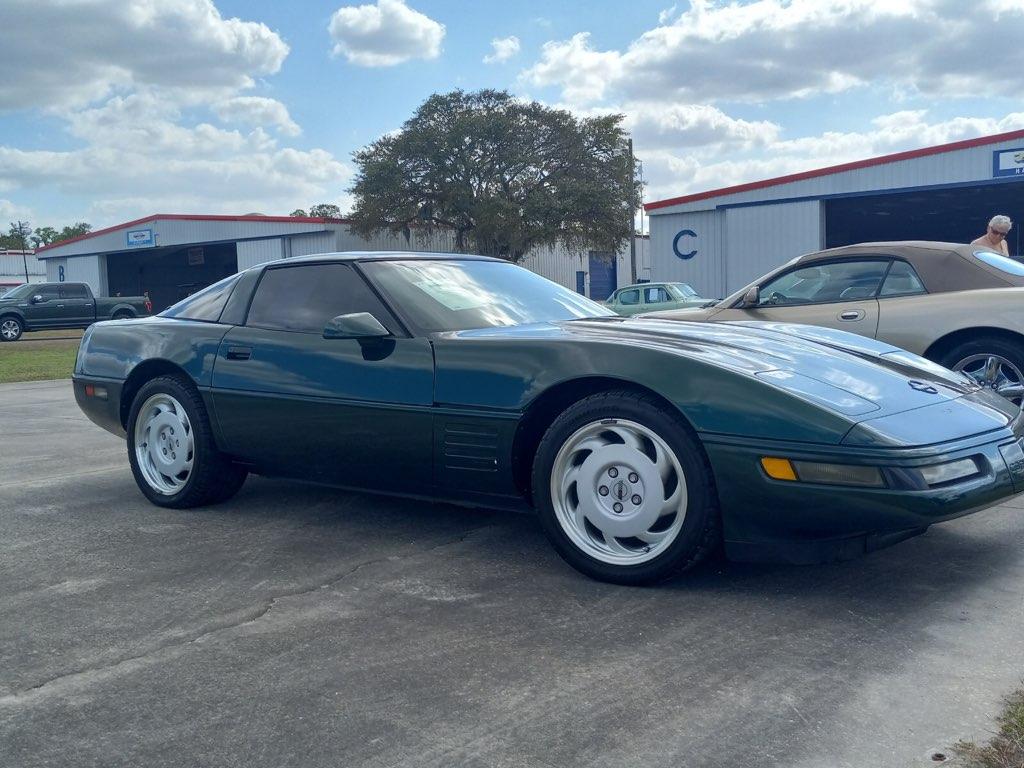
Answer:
[[670, 283, 698, 299], [363, 259, 615, 332]]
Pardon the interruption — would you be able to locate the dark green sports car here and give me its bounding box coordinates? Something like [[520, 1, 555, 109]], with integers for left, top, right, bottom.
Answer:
[[73, 252, 1024, 584]]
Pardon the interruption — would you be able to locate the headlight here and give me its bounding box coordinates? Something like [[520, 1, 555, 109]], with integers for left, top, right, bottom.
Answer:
[[761, 457, 885, 487], [918, 458, 979, 486]]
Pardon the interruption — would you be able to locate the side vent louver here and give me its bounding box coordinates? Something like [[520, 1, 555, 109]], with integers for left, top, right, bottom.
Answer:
[[444, 423, 499, 472]]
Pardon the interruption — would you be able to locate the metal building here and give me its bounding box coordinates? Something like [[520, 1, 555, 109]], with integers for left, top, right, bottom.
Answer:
[[0, 249, 46, 290], [35, 213, 647, 311], [644, 128, 1024, 299]]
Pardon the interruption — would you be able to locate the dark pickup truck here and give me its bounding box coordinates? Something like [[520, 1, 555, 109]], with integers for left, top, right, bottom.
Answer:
[[0, 282, 151, 341]]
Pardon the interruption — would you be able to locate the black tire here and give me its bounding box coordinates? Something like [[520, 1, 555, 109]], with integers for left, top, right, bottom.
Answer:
[[0, 315, 23, 342], [127, 375, 247, 508], [531, 389, 720, 585], [112, 310, 132, 321], [936, 335, 1024, 405]]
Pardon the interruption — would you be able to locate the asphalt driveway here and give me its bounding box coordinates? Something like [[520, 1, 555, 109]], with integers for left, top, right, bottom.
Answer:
[[2, 379, 1024, 767]]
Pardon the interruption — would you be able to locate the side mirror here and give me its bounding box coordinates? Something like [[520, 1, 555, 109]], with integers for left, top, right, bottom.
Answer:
[[31, 294, 44, 304], [739, 286, 759, 308], [323, 312, 390, 340]]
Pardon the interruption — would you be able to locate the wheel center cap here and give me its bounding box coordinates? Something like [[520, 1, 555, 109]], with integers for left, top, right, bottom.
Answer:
[[612, 480, 630, 501]]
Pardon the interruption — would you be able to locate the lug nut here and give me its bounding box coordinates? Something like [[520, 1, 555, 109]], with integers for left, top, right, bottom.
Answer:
[[608, 467, 619, 478], [598, 486, 609, 496], [613, 502, 623, 513], [628, 472, 639, 483], [632, 495, 642, 505]]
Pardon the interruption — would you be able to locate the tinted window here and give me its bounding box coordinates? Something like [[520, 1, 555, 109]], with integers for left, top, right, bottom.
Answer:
[[246, 264, 398, 334], [643, 287, 670, 303], [759, 260, 888, 306], [161, 274, 240, 322], [974, 250, 1024, 276], [618, 289, 640, 305], [37, 285, 60, 299], [61, 284, 89, 299], [879, 260, 926, 297], [362, 260, 613, 333]]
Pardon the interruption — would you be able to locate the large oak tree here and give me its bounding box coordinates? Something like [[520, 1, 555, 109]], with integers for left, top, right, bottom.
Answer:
[[348, 89, 640, 261]]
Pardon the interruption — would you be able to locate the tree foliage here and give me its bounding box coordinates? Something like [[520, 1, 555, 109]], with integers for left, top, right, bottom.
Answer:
[[0, 220, 92, 250], [348, 89, 641, 261], [290, 204, 343, 219]]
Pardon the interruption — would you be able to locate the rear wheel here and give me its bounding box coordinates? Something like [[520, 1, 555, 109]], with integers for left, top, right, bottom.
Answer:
[[0, 316, 23, 341], [127, 375, 247, 508], [939, 337, 1024, 407], [112, 310, 132, 321], [531, 390, 720, 585]]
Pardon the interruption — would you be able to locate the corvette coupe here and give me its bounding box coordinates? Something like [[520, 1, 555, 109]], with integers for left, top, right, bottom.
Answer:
[[74, 253, 1024, 584]]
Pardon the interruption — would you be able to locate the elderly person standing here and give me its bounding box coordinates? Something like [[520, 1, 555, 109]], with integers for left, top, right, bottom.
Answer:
[[972, 215, 1013, 256]]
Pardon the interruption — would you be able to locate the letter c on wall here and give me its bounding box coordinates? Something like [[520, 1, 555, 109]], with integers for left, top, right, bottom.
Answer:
[[672, 229, 697, 260]]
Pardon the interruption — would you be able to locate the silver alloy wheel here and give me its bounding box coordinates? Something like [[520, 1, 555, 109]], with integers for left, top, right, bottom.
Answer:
[[0, 318, 20, 340], [953, 354, 1024, 405], [133, 393, 195, 495], [550, 419, 688, 565]]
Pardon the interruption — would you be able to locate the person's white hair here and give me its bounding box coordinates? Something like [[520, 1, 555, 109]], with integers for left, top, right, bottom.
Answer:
[[989, 214, 1013, 233]]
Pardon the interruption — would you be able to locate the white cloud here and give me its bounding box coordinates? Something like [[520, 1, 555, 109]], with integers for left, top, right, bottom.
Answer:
[[213, 96, 301, 136], [0, 199, 34, 224], [522, 0, 1024, 107], [328, 0, 445, 67], [484, 36, 521, 64], [657, 5, 678, 24], [641, 110, 1024, 204], [0, 0, 288, 111]]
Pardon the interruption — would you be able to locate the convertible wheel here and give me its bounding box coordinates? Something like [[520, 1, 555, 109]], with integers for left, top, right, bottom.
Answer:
[[0, 316, 23, 342], [532, 390, 720, 585], [127, 375, 247, 508], [940, 337, 1024, 407]]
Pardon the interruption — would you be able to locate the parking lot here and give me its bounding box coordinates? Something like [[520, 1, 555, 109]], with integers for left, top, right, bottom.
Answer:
[[2, 379, 1024, 767]]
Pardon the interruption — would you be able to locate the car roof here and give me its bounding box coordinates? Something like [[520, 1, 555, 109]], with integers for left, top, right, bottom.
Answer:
[[792, 241, 1024, 292], [276, 251, 504, 266]]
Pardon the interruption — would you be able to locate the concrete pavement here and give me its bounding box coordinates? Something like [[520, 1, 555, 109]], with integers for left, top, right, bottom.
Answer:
[[1, 379, 1023, 767]]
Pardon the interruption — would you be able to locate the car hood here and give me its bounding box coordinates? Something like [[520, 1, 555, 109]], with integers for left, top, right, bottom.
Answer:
[[449, 316, 1014, 426]]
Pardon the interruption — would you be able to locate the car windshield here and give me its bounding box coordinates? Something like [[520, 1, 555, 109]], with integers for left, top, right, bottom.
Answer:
[[670, 283, 698, 298], [2, 284, 34, 299], [363, 259, 615, 333], [974, 249, 1024, 276]]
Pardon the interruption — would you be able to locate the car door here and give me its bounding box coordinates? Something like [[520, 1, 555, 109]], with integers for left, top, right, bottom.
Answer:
[[642, 285, 672, 311], [211, 262, 436, 493], [712, 259, 889, 339], [22, 284, 62, 329], [615, 287, 642, 316], [872, 259, 932, 355], [59, 283, 94, 326]]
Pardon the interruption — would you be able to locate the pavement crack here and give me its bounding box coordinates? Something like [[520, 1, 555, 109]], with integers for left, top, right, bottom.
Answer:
[[0, 525, 495, 707]]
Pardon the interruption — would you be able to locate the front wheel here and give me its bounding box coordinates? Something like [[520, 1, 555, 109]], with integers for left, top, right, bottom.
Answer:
[[531, 390, 720, 585], [127, 375, 247, 508], [0, 316, 23, 341]]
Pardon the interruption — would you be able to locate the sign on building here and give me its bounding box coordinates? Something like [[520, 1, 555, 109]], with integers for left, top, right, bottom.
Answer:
[[993, 148, 1024, 177], [126, 228, 155, 248]]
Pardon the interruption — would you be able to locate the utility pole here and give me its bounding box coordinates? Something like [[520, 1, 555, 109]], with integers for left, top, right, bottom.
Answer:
[[627, 139, 637, 284], [11, 221, 31, 283]]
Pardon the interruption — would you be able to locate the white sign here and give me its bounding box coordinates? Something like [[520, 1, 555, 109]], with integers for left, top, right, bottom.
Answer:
[[126, 228, 154, 248], [993, 148, 1024, 178]]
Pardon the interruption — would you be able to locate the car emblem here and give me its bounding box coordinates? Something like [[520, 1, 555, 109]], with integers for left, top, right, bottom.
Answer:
[[908, 380, 939, 394], [613, 480, 629, 500]]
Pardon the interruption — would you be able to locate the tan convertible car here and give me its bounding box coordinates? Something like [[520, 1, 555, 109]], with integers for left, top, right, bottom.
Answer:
[[649, 241, 1024, 405]]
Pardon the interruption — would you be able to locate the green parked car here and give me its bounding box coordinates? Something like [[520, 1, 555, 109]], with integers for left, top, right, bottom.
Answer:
[[605, 282, 708, 316]]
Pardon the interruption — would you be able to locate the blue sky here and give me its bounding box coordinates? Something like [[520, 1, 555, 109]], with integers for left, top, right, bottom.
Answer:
[[2, 0, 1023, 231]]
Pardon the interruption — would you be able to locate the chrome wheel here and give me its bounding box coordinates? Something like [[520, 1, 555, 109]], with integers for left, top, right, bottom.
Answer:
[[953, 354, 1024, 405], [550, 419, 687, 565], [1, 318, 21, 340], [133, 393, 195, 495]]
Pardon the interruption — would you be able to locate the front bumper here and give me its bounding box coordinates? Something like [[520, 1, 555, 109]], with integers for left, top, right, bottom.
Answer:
[[704, 428, 1023, 564]]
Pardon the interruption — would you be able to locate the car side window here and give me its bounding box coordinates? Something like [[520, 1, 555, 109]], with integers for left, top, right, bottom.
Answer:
[[60, 284, 89, 299], [618, 289, 640, 306], [246, 263, 400, 334], [758, 260, 889, 306], [37, 285, 60, 300], [878, 260, 926, 297], [643, 287, 670, 303]]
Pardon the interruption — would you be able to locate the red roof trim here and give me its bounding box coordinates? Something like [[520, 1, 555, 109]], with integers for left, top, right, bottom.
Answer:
[[35, 213, 351, 253], [644, 128, 1024, 212]]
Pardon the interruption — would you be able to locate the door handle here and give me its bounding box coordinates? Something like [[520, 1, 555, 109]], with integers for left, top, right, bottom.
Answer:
[[225, 346, 252, 360], [838, 310, 864, 321]]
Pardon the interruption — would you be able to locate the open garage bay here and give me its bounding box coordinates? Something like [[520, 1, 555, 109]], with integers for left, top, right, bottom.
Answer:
[[3, 380, 1024, 767]]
